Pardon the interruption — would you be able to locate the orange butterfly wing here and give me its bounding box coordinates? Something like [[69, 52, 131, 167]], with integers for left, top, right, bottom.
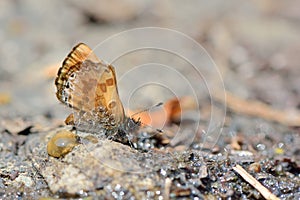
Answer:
[[55, 43, 100, 107], [95, 64, 125, 124], [55, 43, 125, 131]]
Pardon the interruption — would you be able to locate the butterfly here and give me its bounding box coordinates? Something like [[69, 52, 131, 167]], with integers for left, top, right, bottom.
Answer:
[[55, 43, 139, 136]]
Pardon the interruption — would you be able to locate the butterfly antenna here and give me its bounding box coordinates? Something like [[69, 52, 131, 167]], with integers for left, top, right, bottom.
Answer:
[[130, 102, 164, 133], [135, 119, 164, 133], [131, 102, 163, 118]]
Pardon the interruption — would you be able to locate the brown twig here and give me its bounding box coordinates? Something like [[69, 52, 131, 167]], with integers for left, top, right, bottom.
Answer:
[[164, 178, 172, 200], [214, 90, 300, 127], [233, 164, 280, 200]]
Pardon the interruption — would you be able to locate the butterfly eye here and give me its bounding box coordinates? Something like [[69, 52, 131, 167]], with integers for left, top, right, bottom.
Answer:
[[47, 130, 80, 158], [126, 118, 141, 132]]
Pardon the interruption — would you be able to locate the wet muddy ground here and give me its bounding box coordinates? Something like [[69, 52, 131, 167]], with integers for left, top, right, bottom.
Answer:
[[0, 0, 299, 199]]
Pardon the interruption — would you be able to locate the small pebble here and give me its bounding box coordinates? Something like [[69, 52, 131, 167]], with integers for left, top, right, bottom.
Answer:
[[47, 130, 80, 158]]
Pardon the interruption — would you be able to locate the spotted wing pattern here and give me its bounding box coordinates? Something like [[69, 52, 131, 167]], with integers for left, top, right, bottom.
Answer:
[[55, 43, 125, 132]]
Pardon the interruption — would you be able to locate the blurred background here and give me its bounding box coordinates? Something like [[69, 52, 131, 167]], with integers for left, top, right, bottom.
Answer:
[[1, 2, 300, 198], [0, 0, 299, 127]]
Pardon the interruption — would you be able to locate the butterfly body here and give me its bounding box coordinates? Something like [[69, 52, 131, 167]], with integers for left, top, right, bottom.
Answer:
[[55, 43, 134, 136]]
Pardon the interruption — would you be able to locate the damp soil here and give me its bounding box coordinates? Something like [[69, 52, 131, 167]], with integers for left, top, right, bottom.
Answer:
[[0, 114, 299, 199]]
